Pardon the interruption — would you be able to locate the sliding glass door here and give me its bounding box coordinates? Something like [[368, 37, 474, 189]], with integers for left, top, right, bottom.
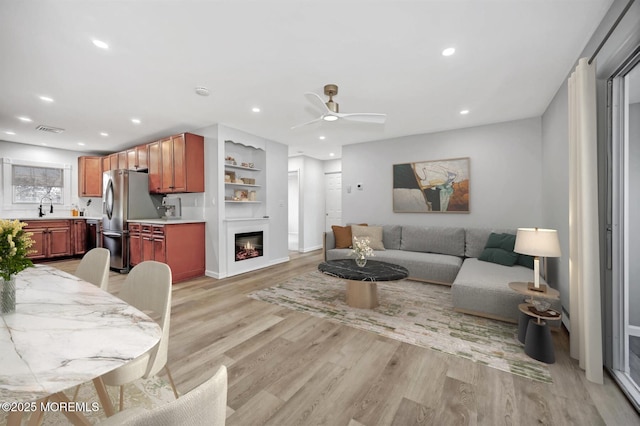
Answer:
[[609, 48, 640, 410]]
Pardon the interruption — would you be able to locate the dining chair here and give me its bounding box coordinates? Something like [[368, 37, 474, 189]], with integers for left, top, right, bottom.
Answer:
[[99, 365, 227, 426], [99, 261, 179, 411], [74, 247, 111, 290]]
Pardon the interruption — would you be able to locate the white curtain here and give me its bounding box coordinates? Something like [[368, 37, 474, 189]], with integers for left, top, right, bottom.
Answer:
[[568, 57, 603, 384]]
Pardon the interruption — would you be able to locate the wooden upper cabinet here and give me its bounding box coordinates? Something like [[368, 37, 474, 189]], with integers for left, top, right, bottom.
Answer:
[[117, 151, 127, 169], [148, 140, 162, 193], [78, 156, 103, 197], [126, 145, 149, 171], [158, 133, 204, 194], [101, 156, 111, 172], [108, 153, 118, 171]]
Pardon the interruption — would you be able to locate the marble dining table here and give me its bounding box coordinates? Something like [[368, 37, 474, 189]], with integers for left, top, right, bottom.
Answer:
[[0, 264, 162, 424]]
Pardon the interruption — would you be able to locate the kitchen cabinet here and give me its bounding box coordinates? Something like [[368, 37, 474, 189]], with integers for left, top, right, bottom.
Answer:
[[127, 221, 205, 283], [147, 141, 162, 193], [24, 220, 72, 260], [78, 156, 103, 197], [108, 153, 118, 171], [126, 145, 148, 171], [150, 133, 204, 194], [73, 219, 87, 255], [117, 151, 127, 170], [102, 156, 111, 172]]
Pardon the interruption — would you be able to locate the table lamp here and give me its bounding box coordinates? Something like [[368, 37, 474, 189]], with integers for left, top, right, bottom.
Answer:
[[514, 228, 561, 293]]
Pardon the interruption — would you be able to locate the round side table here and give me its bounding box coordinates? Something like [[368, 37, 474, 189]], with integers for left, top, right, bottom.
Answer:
[[518, 303, 561, 364]]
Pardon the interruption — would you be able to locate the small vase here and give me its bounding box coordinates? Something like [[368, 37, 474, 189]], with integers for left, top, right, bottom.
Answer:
[[1, 275, 16, 314], [355, 257, 367, 267]]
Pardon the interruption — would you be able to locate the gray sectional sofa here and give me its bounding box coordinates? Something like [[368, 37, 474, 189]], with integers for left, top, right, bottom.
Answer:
[[323, 225, 562, 325]]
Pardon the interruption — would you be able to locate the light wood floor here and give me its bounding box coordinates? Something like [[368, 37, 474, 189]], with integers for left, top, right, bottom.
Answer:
[[47, 252, 640, 425]]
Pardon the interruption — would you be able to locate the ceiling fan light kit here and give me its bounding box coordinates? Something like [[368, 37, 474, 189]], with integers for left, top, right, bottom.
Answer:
[[291, 83, 387, 129]]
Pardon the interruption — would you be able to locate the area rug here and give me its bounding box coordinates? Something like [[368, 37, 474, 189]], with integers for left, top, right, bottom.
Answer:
[[0, 376, 176, 425], [249, 271, 552, 383]]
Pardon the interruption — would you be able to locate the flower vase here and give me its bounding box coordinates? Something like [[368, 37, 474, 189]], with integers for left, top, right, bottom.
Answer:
[[1, 275, 16, 314], [355, 257, 367, 267]]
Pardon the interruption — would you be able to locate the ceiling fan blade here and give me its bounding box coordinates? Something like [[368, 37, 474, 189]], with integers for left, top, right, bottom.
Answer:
[[304, 92, 331, 113], [290, 116, 323, 130], [337, 113, 387, 124]]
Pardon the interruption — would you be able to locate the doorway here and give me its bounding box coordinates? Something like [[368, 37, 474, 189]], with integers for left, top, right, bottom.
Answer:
[[288, 170, 300, 251], [608, 47, 640, 410], [325, 172, 342, 231]]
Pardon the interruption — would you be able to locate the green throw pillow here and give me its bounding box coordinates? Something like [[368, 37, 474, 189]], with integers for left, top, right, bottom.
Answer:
[[478, 247, 519, 266], [517, 254, 535, 269], [478, 232, 519, 266]]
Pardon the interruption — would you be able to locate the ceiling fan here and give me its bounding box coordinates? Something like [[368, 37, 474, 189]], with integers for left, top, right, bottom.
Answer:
[[291, 84, 387, 129]]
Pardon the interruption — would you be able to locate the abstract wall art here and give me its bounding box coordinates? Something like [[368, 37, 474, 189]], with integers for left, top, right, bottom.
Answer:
[[393, 157, 470, 213]]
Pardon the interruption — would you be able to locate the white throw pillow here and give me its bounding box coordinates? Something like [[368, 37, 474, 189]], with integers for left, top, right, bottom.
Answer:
[[351, 225, 385, 250]]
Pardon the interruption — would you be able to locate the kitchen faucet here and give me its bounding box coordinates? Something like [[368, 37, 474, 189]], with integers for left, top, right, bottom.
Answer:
[[39, 196, 53, 217]]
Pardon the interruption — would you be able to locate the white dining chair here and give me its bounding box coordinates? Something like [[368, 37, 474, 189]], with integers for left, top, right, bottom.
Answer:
[[74, 247, 110, 290], [98, 365, 227, 426], [99, 261, 179, 411]]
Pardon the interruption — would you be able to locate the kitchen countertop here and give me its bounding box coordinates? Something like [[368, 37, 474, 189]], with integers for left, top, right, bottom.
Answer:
[[7, 216, 102, 221], [127, 219, 206, 225]]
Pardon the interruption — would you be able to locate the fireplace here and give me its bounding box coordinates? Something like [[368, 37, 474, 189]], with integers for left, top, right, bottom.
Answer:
[[235, 231, 264, 261]]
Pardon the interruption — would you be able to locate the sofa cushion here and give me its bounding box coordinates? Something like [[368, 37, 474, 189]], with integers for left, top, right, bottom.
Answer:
[[378, 225, 402, 250], [332, 225, 353, 249], [464, 228, 516, 258], [400, 226, 465, 257], [478, 232, 518, 266], [352, 225, 385, 250]]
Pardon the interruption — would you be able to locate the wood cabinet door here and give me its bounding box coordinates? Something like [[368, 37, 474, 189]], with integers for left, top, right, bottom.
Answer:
[[102, 156, 111, 173], [136, 145, 148, 170], [117, 151, 127, 170], [148, 141, 162, 193], [49, 227, 72, 257], [142, 235, 154, 261], [171, 134, 186, 192], [160, 138, 174, 192], [27, 228, 47, 259], [153, 236, 166, 264], [73, 220, 87, 255], [129, 233, 142, 267], [108, 154, 118, 171], [126, 149, 137, 170], [78, 156, 102, 197]]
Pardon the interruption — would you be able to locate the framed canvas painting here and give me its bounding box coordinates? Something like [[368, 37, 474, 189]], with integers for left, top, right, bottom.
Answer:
[[393, 157, 470, 213]]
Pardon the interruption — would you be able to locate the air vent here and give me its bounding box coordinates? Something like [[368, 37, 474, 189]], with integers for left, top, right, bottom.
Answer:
[[36, 125, 65, 133]]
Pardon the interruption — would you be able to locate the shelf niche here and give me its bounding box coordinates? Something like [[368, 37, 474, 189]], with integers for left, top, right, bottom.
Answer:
[[224, 140, 266, 217]]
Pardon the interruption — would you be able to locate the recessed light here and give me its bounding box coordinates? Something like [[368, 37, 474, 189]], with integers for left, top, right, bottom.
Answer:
[[195, 86, 210, 96], [323, 115, 339, 122], [18, 116, 32, 122], [5, 131, 16, 135], [131, 118, 141, 124], [100, 132, 109, 137], [319, 136, 326, 140], [252, 107, 261, 113], [442, 47, 456, 56], [39, 96, 54, 102], [77, 142, 85, 146], [460, 109, 469, 115], [329, 152, 335, 157], [92, 39, 109, 49]]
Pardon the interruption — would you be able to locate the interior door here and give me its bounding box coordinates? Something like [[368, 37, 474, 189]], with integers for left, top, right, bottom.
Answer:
[[325, 172, 342, 232]]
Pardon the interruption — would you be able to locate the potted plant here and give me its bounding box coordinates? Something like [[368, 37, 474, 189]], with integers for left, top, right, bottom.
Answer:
[[0, 219, 35, 313]]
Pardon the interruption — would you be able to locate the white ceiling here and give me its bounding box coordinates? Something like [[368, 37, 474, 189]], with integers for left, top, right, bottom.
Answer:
[[0, 0, 613, 160]]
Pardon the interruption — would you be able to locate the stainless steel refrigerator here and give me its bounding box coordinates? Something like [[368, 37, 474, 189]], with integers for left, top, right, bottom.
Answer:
[[102, 170, 162, 272]]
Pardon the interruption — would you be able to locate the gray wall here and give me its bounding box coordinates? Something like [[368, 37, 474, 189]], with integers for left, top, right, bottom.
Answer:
[[342, 117, 543, 228]]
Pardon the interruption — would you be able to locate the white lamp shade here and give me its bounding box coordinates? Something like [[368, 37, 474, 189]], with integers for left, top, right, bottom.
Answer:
[[514, 228, 561, 257]]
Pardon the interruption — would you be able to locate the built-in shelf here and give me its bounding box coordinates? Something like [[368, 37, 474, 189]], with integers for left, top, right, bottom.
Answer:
[[224, 183, 261, 188], [224, 164, 261, 172], [225, 201, 261, 204]]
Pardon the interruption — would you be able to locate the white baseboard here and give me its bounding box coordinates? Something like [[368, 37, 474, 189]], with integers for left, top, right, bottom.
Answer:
[[205, 269, 223, 279], [301, 245, 323, 253], [269, 256, 290, 266]]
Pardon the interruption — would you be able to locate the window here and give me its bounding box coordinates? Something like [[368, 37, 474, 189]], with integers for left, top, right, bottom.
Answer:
[[12, 164, 64, 204], [1, 158, 72, 212]]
